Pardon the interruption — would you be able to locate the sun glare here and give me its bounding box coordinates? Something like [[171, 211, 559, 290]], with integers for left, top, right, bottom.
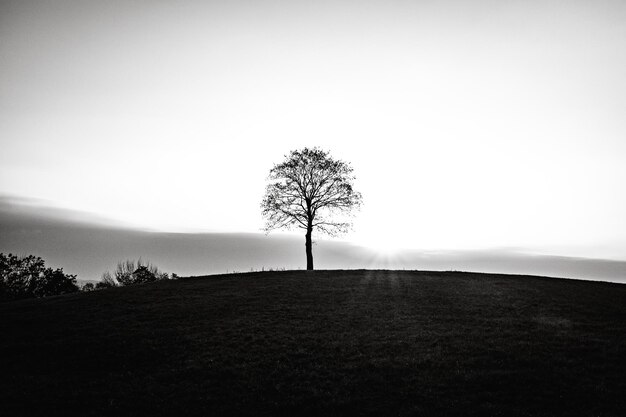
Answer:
[[358, 236, 405, 258]]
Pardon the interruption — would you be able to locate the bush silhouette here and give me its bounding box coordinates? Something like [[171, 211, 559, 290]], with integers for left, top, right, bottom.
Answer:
[[97, 259, 169, 288]]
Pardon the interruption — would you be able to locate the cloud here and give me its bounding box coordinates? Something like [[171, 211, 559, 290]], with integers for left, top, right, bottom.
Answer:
[[0, 194, 625, 283]]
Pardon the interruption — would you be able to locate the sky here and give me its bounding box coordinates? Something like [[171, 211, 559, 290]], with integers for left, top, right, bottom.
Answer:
[[1, 0, 626, 265], [2, 196, 626, 282]]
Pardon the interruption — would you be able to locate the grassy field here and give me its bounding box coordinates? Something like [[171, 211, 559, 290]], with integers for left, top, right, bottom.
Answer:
[[1, 270, 626, 416]]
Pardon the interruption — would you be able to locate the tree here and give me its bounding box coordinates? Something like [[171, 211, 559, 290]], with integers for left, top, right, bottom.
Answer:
[[0, 253, 78, 300], [96, 258, 169, 288], [261, 147, 362, 270], [96, 271, 117, 289], [130, 265, 157, 284], [33, 267, 79, 297]]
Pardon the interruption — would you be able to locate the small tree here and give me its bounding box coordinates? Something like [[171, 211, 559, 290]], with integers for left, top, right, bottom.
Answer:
[[131, 265, 157, 284], [114, 259, 137, 286], [261, 147, 362, 270], [96, 271, 117, 289], [97, 258, 168, 287]]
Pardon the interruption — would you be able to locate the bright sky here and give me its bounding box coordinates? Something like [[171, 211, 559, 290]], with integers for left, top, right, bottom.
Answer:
[[1, 0, 625, 259]]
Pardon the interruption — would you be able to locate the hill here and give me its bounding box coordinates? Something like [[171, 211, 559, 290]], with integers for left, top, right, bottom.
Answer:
[[1, 270, 625, 416]]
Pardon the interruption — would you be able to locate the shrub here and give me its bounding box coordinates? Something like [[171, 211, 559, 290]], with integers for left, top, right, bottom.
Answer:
[[96, 271, 117, 289], [97, 259, 170, 288], [130, 265, 158, 284]]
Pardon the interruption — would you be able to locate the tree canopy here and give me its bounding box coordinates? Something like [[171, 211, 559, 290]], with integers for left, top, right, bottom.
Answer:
[[0, 253, 78, 301]]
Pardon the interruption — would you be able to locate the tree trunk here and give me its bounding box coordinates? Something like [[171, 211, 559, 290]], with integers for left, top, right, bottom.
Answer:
[[305, 228, 314, 271]]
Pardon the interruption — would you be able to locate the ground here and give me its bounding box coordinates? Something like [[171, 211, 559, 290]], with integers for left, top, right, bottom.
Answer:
[[1, 270, 625, 416]]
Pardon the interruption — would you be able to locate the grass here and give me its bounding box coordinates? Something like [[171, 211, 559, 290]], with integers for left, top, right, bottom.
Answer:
[[1, 270, 625, 416]]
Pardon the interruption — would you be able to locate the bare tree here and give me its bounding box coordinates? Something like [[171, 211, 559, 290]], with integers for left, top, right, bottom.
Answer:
[[261, 147, 362, 270], [96, 258, 168, 288]]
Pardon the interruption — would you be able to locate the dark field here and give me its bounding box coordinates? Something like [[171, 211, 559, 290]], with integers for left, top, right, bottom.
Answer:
[[1, 270, 626, 416]]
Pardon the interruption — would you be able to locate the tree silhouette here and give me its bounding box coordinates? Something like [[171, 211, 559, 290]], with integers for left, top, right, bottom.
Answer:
[[261, 147, 362, 270], [0, 253, 78, 300], [97, 259, 168, 288]]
